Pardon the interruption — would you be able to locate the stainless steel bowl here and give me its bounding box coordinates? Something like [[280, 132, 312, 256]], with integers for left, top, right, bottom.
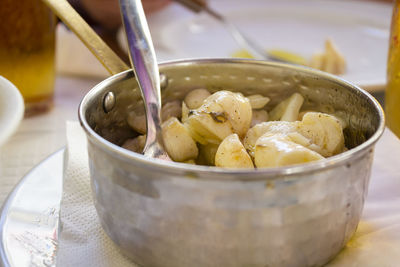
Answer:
[[79, 59, 384, 267]]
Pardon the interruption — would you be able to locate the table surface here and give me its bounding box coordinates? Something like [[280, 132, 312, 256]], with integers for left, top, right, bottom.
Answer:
[[0, 75, 101, 205]]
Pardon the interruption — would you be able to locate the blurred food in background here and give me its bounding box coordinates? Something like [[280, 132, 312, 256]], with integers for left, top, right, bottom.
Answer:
[[232, 38, 346, 75]]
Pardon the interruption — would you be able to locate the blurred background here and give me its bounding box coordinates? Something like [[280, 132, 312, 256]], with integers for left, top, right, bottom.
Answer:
[[58, 0, 392, 100]]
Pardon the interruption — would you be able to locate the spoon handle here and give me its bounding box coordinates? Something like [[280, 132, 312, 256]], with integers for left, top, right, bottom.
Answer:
[[172, 0, 207, 13], [119, 0, 165, 157], [41, 0, 129, 75]]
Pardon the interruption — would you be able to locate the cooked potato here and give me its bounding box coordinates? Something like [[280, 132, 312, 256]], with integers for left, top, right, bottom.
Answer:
[[185, 90, 252, 144], [215, 134, 254, 168], [184, 103, 234, 145], [296, 112, 345, 157], [247, 94, 270, 109], [122, 135, 146, 153], [122, 87, 347, 169], [181, 101, 190, 123], [184, 88, 211, 109], [251, 110, 269, 127], [269, 93, 304, 122], [286, 131, 313, 147], [244, 121, 297, 157], [254, 133, 324, 168], [162, 100, 182, 122], [162, 117, 198, 162], [299, 110, 347, 129], [205, 91, 252, 137], [127, 110, 146, 134]]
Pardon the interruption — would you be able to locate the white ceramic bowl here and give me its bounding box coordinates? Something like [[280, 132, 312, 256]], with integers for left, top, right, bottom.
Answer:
[[0, 76, 24, 146]]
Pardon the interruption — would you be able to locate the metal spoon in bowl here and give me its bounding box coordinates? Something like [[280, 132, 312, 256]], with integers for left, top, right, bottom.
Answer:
[[119, 0, 170, 160]]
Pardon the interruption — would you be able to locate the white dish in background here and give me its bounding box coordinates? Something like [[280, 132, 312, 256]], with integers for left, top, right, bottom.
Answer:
[[149, 0, 391, 92], [0, 76, 24, 146]]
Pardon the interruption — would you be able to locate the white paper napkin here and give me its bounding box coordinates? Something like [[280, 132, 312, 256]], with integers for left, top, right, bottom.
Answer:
[[57, 121, 137, 266], [58, 121, 400, 267]]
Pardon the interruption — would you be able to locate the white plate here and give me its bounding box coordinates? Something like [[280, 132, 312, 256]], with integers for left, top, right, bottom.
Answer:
[[0, 76, 24, 146], [0, 149, 63, 267], [152, 0, 391, 92]]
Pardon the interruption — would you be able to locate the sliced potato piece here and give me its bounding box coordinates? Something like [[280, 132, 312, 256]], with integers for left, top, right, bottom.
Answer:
[[254, 133, 324, 168], [184, 105, 234, 145], [286, 132, 313, 148], [299, 110, 348, 129], [162, 117, 198, 162], [215, 134, 254, 168], [296, 112, 345, 157], [184, 88, 211, 109], [184, 90, 252, 144], [251, 110, 269, 127], [122, 135, 146, 153], [286, 132, 325, 156], [269, 93, 304, 122], [203, 90, 252, 137], [127, 110, 146, 134], [247, 94, 270, 109], [162, 100, 182, 121], [244, 121, 297, 157], [181, 101, 189, 123]]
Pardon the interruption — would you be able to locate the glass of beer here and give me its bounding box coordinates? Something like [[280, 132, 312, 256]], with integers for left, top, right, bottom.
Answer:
[[0, 0, 56, 117], [387, 0, 400, 138]]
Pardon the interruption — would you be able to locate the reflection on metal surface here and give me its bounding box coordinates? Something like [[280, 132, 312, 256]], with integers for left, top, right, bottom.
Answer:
[[0, 149, 64, 267]]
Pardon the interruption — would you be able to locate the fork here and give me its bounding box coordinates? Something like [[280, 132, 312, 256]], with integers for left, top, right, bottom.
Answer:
[[172, 0, 284, 62]]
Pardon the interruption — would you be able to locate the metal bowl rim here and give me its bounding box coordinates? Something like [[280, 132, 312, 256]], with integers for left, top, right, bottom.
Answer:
[[78, 58, 385, 181]]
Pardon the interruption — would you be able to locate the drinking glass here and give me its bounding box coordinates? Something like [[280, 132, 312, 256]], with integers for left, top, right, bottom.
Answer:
[[0, 0, 56, 117], [387, 0, 400, 138]]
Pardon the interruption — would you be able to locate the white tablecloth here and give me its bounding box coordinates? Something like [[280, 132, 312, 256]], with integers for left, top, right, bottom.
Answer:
[[328, 128, 400, 266]]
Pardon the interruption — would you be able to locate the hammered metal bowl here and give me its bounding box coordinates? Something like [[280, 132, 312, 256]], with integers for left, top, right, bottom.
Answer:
[[79, 59, 384, 267]]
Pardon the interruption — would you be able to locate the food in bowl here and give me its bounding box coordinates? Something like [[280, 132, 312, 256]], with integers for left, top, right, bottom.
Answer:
[[122, 89, 346, 168]]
